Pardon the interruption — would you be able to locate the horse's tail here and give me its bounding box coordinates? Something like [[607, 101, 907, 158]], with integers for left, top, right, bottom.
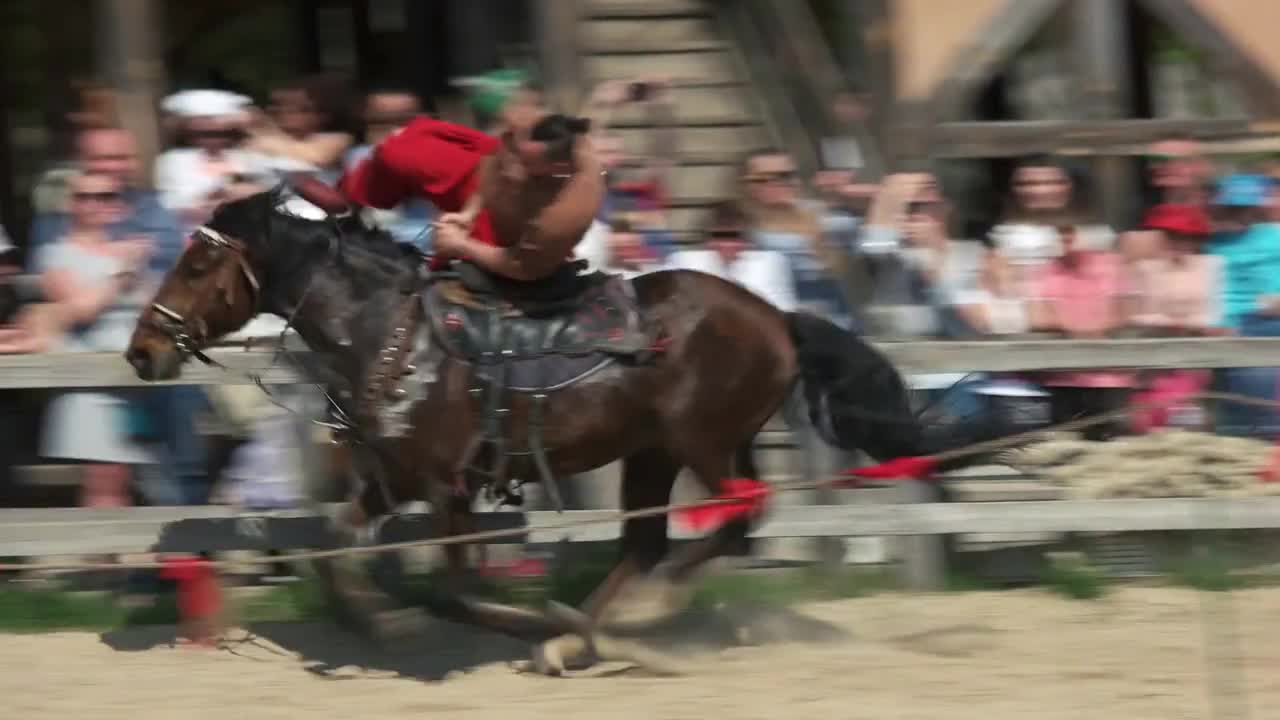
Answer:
[[785, 311, 978, 470]]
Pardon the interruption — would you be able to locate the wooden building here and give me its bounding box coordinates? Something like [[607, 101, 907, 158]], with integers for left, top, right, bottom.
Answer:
[[2, 0, 1280, 245], [854, 0, 1280, 229]]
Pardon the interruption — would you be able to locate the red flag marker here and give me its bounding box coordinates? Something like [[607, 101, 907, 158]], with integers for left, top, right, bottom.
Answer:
[[837, 455, 940, 488], [676, 478, 771, 531], [1261, 443, 1280, 483], [160, 555, 223, 647]]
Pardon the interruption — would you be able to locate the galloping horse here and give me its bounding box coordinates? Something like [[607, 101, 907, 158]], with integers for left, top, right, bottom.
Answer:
[[125, 187, 970, 673]]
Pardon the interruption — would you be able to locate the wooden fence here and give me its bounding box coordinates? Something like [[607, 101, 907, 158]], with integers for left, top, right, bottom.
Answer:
[[5, 336, 1280, 588], [4, 498, 1280, 559], [3, 335, 1280, 387]]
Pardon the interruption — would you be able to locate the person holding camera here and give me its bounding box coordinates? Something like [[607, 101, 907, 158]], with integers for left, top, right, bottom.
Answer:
[[577, 77, 678, 262]]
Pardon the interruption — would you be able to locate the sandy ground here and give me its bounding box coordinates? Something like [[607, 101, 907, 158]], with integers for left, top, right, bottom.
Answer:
[[3, 586, 1277, 720]]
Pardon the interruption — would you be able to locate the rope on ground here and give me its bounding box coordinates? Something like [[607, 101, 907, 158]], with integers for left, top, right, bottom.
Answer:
[[3, 390, 1277, 573]]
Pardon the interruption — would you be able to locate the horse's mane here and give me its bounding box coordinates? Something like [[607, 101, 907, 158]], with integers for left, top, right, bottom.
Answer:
[[207, 185, 422, 268]]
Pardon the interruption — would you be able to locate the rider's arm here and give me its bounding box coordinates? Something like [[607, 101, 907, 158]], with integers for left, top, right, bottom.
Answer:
[[448, 230, 556, 282], [456, 158, 490, 224]]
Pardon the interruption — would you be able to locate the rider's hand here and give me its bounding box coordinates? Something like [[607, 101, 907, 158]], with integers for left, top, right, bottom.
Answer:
[[432, 221, 471, 258], [436, 212, 475, 231]]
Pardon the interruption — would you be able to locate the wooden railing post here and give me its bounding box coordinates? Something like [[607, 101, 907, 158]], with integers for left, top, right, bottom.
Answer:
[[532, 0, 582, 115], [1071, 0, 1140, 229], [95, 0, 165, 187]]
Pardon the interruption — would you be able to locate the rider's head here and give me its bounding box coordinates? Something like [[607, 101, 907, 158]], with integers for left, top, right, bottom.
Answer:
[[502, 113, 591, 181]]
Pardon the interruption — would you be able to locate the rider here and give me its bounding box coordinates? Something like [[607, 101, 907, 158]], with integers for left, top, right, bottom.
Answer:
[[337, 71, 603, 282]]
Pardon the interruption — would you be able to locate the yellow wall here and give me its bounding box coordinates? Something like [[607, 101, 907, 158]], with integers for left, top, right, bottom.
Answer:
[[891, 0, 1007, 99]]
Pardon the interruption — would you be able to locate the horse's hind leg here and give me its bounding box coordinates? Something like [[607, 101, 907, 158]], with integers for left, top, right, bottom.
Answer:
[[529, 447, 679, 674], [600, 439, 760, 629]]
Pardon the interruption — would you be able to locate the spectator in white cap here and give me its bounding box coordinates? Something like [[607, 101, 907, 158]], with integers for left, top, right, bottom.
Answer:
[[154, 89, 269, 227]]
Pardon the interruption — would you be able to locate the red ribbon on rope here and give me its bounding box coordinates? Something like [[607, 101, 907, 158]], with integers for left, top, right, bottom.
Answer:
[[675, 478, 772, 531], [836, 455, 940, 488], [159, 555, 222, 646], [1261, 444, 1280, 484]]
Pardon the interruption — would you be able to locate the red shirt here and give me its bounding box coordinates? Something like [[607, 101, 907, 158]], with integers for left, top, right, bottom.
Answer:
[[339, 117, 501, 267]]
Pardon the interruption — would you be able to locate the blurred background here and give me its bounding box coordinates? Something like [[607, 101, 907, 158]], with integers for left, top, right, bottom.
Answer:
[[4, 0, 1280, 536]]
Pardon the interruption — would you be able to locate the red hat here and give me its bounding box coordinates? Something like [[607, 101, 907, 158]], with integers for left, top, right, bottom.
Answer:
[[1142, 203, 1210, 237]]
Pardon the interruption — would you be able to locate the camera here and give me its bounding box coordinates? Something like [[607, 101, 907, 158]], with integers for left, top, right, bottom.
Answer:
[[628, 81, 651, 102], [0, 273, 44, 325]]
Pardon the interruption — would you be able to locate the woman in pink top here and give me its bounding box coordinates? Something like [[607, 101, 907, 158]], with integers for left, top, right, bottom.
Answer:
[[1028, 225, 1136, 439], [1128, 204, 1220, 431], [1130, 204, 1222, 333]]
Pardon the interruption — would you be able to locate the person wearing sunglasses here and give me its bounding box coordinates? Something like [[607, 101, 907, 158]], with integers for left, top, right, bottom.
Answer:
[[738, 148, 855, 328], [665, 201, 796, 310], [342, 89, 434, 251], [19, 171, 161, 509], [155, 89, 268, 228]]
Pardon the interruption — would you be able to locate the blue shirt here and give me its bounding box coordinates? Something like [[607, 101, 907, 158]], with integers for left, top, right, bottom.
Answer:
[[751, 227, 855, 329], [1205, 222, 1280, 329], [29, 188, 186, 275]]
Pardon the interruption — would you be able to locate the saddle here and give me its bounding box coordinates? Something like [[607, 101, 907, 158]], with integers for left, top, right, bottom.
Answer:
[[425, 259, 655, 388], [418, 259, 661, 509]]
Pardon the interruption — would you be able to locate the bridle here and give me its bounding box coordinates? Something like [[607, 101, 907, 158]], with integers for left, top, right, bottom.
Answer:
[[148, 225, 261, 366], [144, 216, 353, 429]]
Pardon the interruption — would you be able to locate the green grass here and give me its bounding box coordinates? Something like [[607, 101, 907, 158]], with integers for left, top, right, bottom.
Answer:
[[0, 556, 905, 634], [1168, 547, 1243, 592], [1040, 552, 1109, 600], [0, 588, 130, 632], [0, 580, 328, 634], [20, 546, 1277, 635], [943, 570, 1000, 593]]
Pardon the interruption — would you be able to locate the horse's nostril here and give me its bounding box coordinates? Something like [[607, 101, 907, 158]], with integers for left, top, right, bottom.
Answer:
[[125, 348, 152, 378]]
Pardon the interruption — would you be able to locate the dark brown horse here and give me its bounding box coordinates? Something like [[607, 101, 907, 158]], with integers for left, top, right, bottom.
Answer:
[[125, 188, 969, 673]]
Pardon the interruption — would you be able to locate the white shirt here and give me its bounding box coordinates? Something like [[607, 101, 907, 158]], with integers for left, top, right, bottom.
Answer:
[[573, 218, 610, 272], [665, 248, 797, 311], [988, 222, 1115, 266], [987, 222, 1115, 300], [153, 148, 272, 213]]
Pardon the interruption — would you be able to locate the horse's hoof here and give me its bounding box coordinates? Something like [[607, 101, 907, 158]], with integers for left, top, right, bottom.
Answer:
[[530, 639, 566, 677]]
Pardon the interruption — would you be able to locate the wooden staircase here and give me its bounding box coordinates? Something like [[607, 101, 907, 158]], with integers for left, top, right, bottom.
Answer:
[[578, 0, 778, 238]]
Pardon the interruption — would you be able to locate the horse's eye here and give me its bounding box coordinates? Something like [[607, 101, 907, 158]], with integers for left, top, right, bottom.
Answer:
[[185, 246, 220, 276]]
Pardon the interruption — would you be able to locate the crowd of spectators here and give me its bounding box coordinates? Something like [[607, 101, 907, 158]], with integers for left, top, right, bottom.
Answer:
[[578, 90, 1280, 445], [3, 71, 1280, 515]]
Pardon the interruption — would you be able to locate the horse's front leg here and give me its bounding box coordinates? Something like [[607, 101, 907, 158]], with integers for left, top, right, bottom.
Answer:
[[435, 477, 488, 583]]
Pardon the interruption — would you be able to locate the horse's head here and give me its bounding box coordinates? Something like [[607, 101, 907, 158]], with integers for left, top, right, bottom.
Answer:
[[126, 194, 271, 381]]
